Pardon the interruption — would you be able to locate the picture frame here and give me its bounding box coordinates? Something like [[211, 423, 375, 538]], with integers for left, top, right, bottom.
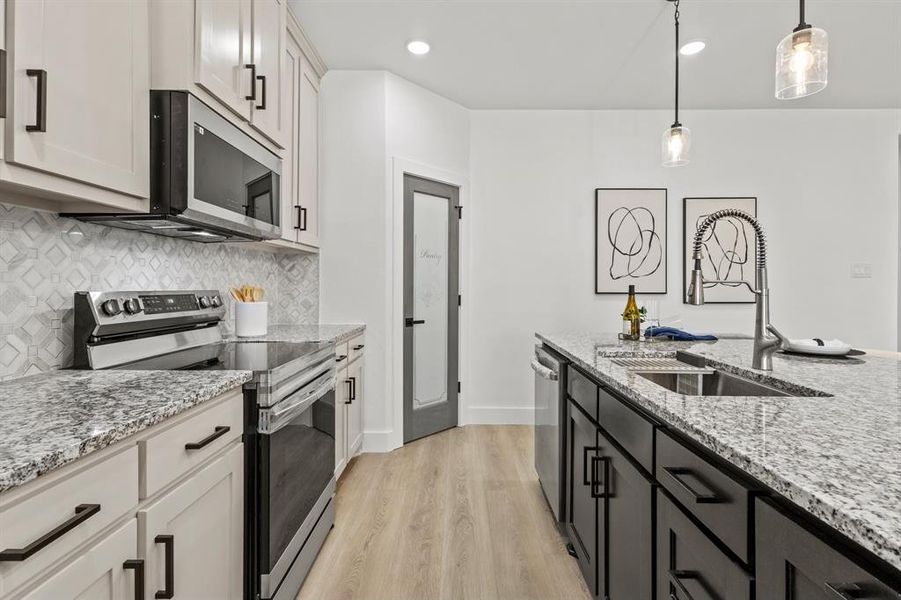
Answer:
[[682, 196, 758, 304], [595, 188, 668, 294]]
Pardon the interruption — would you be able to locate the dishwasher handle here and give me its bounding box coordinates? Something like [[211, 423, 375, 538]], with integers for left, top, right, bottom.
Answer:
[[531, 359, 558, 381]]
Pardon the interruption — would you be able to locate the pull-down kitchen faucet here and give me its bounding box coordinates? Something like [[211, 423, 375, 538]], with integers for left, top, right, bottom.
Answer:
[[686, 209, 787, 371]]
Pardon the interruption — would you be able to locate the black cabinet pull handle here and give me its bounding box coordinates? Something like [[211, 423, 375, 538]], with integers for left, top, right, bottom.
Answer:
[[404, 317, 425, 327], [154, 535, 174, 599], [669, 569, 701, 600], [582, 446, 600, 485], [353, 344, 365, 350], [824, 583, 864, 600], [299, 207, 308, 231], [345, 379, 353, 403], [350, 376, 357, 401], [184, 425, 230, 450], [294, 205, 303, 230], [591, 455, 611, 498], [662, 467, 724, 504], [25, 69, 46, 132], [244, 64, 256, 100], [256, 74, 266, 110], [336, 354, 347, 363], [123, 559, 145, 600], [0, 503, 100, 561], [0, 504, 100, 562]]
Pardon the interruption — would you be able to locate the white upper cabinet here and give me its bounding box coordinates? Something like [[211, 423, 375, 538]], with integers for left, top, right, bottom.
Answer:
[[194, 0, 253, 121], [7, 0, 149, 199], [249, 0, 286, 145], [280, 28, 302, 243], [297, 54, 320, 247]]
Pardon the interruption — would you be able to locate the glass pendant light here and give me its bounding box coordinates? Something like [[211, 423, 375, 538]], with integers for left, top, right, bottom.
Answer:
[[662, 0, 690, 167], [775, 0, 828, 100]]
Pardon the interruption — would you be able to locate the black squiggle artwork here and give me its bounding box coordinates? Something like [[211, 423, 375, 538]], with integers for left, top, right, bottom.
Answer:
[[607, 206, 663, 280], [695, 214, 750, 289]]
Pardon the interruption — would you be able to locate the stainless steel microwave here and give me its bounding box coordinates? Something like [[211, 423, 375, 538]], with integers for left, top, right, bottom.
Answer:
[[68, 91, 281, 243]]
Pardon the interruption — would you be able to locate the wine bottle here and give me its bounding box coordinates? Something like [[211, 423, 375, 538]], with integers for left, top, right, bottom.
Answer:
[[621, 285, 641, 340]]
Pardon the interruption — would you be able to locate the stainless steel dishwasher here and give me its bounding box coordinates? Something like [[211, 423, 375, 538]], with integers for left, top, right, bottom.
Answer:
[[532, 345, 567, 525]]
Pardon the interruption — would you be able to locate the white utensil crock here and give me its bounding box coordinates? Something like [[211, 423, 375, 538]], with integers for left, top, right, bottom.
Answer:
[[235, 301, 268, 337]]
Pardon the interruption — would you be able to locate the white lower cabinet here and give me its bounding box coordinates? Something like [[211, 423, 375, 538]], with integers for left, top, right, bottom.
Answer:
[[336, 337, 364, 479], [20, 520, 140, 600], [138, 443, 244, 600]]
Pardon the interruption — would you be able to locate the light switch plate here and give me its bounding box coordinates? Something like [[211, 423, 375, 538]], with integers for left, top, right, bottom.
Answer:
[[850, 263, 873, 279]]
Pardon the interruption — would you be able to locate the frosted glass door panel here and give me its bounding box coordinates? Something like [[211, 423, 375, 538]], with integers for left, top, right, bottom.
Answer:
[[413, 191, 449, 409]]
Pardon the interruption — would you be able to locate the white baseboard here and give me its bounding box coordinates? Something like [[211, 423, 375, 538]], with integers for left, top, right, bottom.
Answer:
[[464, 406, 534, 425], [362, 429, 398, 453]]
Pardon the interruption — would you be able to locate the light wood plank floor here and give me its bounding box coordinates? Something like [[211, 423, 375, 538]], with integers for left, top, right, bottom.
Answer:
[[297, 425, 591, 600]]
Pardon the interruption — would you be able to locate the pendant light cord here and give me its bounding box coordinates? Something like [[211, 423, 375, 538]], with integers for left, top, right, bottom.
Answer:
[[673, 0, 681, 127], [794, 0, 810, 31]]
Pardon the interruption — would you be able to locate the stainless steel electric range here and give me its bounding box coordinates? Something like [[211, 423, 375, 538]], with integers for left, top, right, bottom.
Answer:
[[73, 289, 336, 600]]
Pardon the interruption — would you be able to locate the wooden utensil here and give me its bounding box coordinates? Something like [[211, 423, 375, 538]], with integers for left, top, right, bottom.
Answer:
[[252, 287, 264, 302], [230, 287, 244, 302]]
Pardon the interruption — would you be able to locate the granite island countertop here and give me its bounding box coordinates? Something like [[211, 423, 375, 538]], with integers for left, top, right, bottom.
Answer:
[[0, 369, 253, 495], [537, 332, 901, 571], [222, 323, 365, 344]]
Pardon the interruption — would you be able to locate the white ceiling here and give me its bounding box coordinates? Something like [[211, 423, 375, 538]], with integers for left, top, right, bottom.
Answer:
[[289, 0, 901, 110]]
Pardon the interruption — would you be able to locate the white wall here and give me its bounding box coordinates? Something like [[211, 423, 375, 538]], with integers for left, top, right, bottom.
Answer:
[[320, 71, 469, 451], [468, 108, 901, 423]]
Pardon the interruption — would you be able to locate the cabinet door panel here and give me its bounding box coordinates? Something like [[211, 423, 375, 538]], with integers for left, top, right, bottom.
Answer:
[[604, 433, 653, 600], [249, 0, 286, 145], [756, 499, 901, 600], [9, 0, 149, 197], [21, 520, 138, 600], [139, 444, 243, 600], [566, 400, 600, 596], [347, 359, 364, 457], [195, 0, 252, 120], [297, 55, 320, 247], [279, 32, 302, 242]]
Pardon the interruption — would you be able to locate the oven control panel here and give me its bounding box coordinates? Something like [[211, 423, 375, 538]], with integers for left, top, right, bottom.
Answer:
[[140, 293, 201, 315]]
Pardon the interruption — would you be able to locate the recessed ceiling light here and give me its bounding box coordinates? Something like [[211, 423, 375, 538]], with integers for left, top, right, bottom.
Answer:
[[680, 40, 707, 56], [407, 40, 430, 55]]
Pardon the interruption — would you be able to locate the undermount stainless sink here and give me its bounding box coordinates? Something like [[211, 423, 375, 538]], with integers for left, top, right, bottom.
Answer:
[[616, 352, 831, 398], [636, 370, 792, 397]]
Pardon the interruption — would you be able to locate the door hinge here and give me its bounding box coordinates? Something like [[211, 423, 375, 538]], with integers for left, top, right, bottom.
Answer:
[[455, 205, 462, 219]]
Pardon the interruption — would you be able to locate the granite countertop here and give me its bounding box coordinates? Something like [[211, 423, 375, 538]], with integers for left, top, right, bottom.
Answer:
[[222, 323, 365, 344], [537, 332, 901, 571], [0, 369, 252, 495]]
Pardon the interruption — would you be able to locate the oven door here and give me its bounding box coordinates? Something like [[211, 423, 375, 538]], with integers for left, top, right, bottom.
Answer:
[[258, 373, 336, 598], [185, 95, 282, 240]]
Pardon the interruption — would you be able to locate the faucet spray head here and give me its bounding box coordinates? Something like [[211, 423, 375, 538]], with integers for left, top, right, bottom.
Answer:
[[687, 251, 705, 305]]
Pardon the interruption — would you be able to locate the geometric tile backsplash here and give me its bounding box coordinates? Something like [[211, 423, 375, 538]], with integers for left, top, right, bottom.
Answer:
[[0, 202, 318, 380]]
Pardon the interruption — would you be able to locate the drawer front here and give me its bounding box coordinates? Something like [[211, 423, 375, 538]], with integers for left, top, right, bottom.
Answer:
[[334, 341, 349, 366], [757, 499, 901, 600], [347, 334, 365, 364], [597, 386, 655, 473], [568, 368, 598, 422], [140, 390, 243, 499], [657, 492, 752, 600], [656, 429, 754, 564], [0, 446, 139, 596]]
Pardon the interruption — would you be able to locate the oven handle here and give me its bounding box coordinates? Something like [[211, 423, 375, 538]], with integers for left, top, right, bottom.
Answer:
[[261, 377, 335, 434]]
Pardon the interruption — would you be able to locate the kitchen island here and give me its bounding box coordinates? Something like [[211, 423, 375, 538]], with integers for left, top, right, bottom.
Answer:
[[537, 332, 901, 599]]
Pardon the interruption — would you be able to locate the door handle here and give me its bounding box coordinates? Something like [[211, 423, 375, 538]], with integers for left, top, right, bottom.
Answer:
[[25, 69, 46, 132], [582, 446, 600, 485], [824, 583, 864, 600], [184, 425, 230, 450], [336, 354, 347, 363], [300, 207, 308, 231], [0, 503, 101, 561], [344, 379, 353, 404], [350, 376, 357, 400], [244, 63, 257, 100], [591, 455, 611, 498], [256, 74, 266, 110], [404, 317, 425, 327], [154, 535, 174, 599], [662, 467, 724, 504], [123, 559, 145, 600]]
